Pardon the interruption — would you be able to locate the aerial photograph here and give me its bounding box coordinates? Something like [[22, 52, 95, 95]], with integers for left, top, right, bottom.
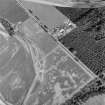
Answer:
[[0, 0, 105, 105]]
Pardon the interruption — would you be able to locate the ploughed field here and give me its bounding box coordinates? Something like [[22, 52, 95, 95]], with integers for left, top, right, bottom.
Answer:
[[57, 7, 105, 105], [59, 7, 105, 79]]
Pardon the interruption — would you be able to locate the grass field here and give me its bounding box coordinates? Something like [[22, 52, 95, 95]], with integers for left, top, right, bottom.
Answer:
[[0, 0, 29, 24]]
